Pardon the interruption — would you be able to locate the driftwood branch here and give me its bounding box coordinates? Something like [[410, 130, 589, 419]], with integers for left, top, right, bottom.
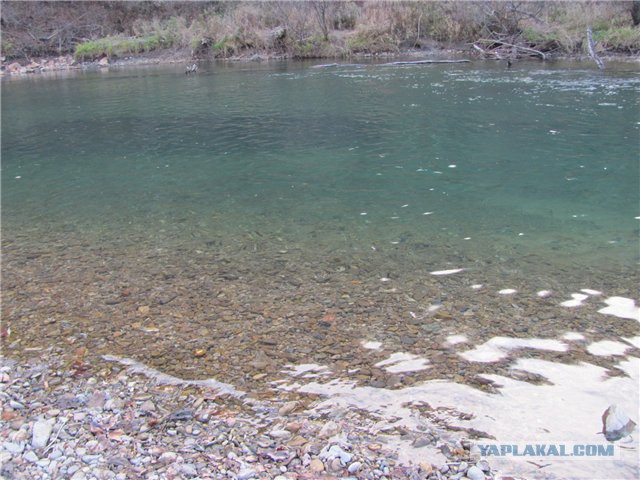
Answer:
[[587, 27, 605, 70], [476, 38, 546, 59], [311, 60, 471, 69], [382, 59, 470, 65]]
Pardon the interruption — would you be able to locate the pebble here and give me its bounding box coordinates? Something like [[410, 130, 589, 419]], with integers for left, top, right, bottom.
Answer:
[[309, 458, 324, 472], [31, 420, 53, 448], [320, 444, 353, 465], [140, 399, 155, 412], [70, 471, 87, 480], [0, 354, 497, 480], [3, 441, 25, 454], [23, 450, 39, 463], [237, 467, 259, 480], [268, 429, 291, 439], [278, 401, 299, 416], [159, 451, 178, 463], [178, 463, 198, 477], [466, 465, 486, 480], [319, 420, 340, 438], [82, 454, 102, 464]]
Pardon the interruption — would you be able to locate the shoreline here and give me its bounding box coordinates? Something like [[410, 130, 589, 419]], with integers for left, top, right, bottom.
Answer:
[[2, 46, 638, 78]]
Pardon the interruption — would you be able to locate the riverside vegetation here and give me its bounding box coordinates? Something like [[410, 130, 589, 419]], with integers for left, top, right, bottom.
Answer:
[[1, 1, 640, 65]]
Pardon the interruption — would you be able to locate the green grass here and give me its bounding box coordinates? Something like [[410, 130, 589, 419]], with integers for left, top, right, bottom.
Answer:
[[521, 27, 560, 44], [346, 29, 397, 54], [74, 34, 172, 61], [593, 26, 640, 53]]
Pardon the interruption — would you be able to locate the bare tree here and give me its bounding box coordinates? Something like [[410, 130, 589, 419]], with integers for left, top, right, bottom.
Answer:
[[310, 1, 331, 41]]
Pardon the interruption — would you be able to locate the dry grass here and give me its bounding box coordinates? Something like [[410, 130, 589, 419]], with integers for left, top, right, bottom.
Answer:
[[3, 1, 639, 60]]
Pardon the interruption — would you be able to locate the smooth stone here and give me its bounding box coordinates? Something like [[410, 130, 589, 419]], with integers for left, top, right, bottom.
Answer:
[[319, 420, 339, 438], [309, 458, 324, 472], [278, 401, 299, 416], [476, 460, 491, 472], [32, 420, 53, 448], [9, 400, 25, 410], [70, 471, 87, 480], [319, 444, 353, 465], [139, 400, 155, 412], [466, 465, 486, 480], [158, 452, 178, 463], [348, 461, 362, 473], [0, 451, 12, 463], [3, 442, 25, 454], [268, 429, 291, 440], [23, 450, 39, 463], [179, 464, 198, 477], [237, 468, 258, 480]]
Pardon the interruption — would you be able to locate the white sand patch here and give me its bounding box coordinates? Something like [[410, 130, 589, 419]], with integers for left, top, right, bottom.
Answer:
[[375, 352, 430, 373], [598, 297, 640, 321], [445, 335, 468, 345], [581, 289, 602, 296], [430, 268, 464, 276], [562, 332, 585, 341], [560, 293, 588, 307], [537, 290, 552, 298], [498, 289, 517, 295], [587, 340, 631, 357], [282, 364, 331, 378], [459, 337, 567, 363], [361, 341, 383, 350], [102, 355, 243, 397], [282, 358, 639, 479]]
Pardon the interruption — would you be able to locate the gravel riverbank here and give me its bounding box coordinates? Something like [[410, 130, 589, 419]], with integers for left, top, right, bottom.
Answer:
[[0, 354, 502, 480]]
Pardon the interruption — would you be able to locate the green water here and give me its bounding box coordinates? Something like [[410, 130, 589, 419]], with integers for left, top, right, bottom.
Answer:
[[2, 61, 639, 289]]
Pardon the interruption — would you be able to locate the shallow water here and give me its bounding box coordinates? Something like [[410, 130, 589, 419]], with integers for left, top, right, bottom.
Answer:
[[2, 60, 639, 479], [3, 61, 639, 274]]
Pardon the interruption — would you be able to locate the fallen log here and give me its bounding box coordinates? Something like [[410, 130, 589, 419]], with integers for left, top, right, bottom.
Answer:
[[476, 39, 546, 60]]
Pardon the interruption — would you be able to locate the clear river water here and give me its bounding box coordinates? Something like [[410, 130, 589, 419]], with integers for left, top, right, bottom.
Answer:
[[2, 60, 639, 479]]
